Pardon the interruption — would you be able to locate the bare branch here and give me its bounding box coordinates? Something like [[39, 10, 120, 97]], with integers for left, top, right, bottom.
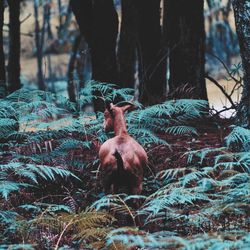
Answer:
[[205, 74, 237, 110], [20, 13, 32, 24], [210, 105, 236, 117], [207, 52, 241, 84]]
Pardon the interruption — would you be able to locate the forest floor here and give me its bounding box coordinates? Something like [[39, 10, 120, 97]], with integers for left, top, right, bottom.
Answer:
[[147, 118, 229, 173], [0, 85, 250, 246]]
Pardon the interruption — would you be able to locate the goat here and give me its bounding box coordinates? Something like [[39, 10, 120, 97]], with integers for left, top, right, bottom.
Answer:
[[99, 102, 148, 196]]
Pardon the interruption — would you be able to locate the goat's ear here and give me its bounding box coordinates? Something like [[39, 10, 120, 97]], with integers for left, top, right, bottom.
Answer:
[[107, 103, 115, 117]]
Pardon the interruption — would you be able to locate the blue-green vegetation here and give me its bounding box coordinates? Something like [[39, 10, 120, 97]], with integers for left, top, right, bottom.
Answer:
[[0, 83, 249, 249]]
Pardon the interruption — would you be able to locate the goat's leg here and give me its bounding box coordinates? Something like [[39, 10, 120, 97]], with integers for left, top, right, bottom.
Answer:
[[130, 182, 142, 196], [129, 182, 143, 227], [103, 177, 112, 194], [128, 182, 143, 208], [104, 184, 111, 194]]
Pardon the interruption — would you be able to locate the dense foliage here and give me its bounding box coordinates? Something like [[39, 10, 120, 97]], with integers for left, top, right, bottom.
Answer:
[[0, 83, 249, 249]]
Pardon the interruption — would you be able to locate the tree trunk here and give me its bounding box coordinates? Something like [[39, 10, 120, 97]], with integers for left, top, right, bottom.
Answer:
[[67, 34, 81, 103], [164, 0, 207, 100], [118, 0, 136, 88], [0, 0, 6, 98], [58, 3, 72, 43], [70, 0, 119, 111], [57, 0, 63, 38], [70, 0, 118, 84], [91, 0, 118, 83], [76, 38, 88, 89], [135, 0, 166, 105], [232, 0, 250, 127], [34, 0, 46, 90], [7, 0, 21, 93], [45, 0, 53, 40]]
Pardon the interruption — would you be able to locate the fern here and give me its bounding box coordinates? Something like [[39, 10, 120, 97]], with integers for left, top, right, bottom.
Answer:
[[32, 208, 116, 249], [0, 86, 249, 248], [225, 126, 250, 151], [0, 244, 35, 250], [79, 80, 134, 106], [0, 181, 30, 200], [0, 162, 79, 199], [107, 230, 250, 250], [128, 99, 207, 136]]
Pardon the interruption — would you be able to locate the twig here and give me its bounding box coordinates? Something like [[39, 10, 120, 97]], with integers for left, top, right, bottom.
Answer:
[[20, 13, 32, 24], [207, 52, 241, 84], [54, 218, 74, 250], [229, 81, 240, 97], [205, 74, 237, 110], [116, 195, 136, 227], [211, 105, 236, 115]]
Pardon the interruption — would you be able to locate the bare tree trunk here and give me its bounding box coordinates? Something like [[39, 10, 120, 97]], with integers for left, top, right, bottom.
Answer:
[[71, 0, 118, 83], [46, 0, 53, 40], [0, 0, 6, 98], [164, 0, 207, 100], [67, 34, 81, 103], [91, 0, 119, 83], [34, 0, 46, 90], [70, 0, 119, 111], [7, 0, 21, 93], [135, 0, 166, 105], [118, 0, 136, 88], [58, 4, 72, 43], [57, 0, 62, 38], [233, 0, 250, 127], [76, 38, 87, 89]]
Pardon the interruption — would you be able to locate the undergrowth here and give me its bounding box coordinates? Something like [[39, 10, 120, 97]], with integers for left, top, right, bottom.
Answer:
[[0, 81, 249, 249]]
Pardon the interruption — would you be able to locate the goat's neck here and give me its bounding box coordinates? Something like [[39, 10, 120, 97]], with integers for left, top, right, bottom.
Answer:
[[113, 111, 127, 136]]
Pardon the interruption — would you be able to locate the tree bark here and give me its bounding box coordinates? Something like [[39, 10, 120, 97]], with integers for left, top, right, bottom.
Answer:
[[118, 0, 136, 88], [58, 3, 72, 43], [76, 38, 88, 89], [7, 0, 21, 93], [70, 0, 118, 83], [0, 0, 6, 98], [91, 0, 118, 83], [70, 0, 119, 111], [67, 34, 81, 103], [135, 0, 166, 105], [232, 0, 250, 127], [34, 0, 46, 90], [57, 0, 63, 38], [45, 0, 53, 40], [164, 0, 208, 100]]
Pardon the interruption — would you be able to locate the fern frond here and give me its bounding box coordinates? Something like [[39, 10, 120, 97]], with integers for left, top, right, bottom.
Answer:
[[0, 181, 30, 200], [225, 126, 250, 151]]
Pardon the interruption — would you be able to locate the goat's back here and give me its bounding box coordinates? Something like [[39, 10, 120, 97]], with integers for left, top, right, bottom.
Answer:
[[99, 135, 148, 194], [99, 135, 147, 170]]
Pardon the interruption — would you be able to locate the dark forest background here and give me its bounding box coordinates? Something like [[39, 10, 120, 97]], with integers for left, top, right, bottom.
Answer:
[[1, 0, 249, 119]]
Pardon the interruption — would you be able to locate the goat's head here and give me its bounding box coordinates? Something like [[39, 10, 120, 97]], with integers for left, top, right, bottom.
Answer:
[[103, 101, 135, 132]]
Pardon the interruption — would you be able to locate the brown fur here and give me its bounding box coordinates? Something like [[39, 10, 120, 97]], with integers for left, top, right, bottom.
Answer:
[[99, 103, 148, 195]]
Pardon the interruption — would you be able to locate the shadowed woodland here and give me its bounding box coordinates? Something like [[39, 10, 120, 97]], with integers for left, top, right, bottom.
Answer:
[[0, 0, 250, 249]]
